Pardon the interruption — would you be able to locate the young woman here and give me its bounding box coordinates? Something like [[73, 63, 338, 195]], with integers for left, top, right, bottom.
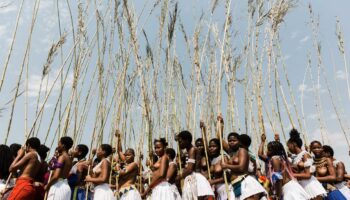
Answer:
[[141, 138, 174, 200], [176, 130, 214, 200], [323, 145, 350, 199], [195, 138, 210, 178], [287, 129, 326, 200], [310, 141, 346, 200], [221, 134, 267, 200], [115, 148, 142, 200], [216, 115, 240, 157], [35, 144, 50, 200], [85, 144, 115, 200], [46, 136, 74, 200], [165, 148, 181, 200], [266, 141, 309, 200], [208, 138, 234, 200], [69, 144, 91, 200]]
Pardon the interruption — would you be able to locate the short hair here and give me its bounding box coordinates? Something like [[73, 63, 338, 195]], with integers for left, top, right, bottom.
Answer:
[[60, 136, 73, 150], [209, 138, 221, 149], [76, 144, 89, 158], [227, 132, 239, 140], [0, 145, 13, 179], [239, 134, 251, 148], [154, 138, 168, 147], [26, 137, 41, 150], [166, 148, 176, 160], [126, 148, 135, 156], [322, 145, 334, 157], [9, 143, 21, 158], [195, 138, 203, 144], [101, 144, 112, 157], [38, 145, 50, 160], [177, 130, 193, 143], [310, 140, 322, 147]]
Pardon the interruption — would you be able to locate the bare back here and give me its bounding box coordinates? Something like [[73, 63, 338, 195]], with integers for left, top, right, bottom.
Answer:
[[20, 152, 41, 179]]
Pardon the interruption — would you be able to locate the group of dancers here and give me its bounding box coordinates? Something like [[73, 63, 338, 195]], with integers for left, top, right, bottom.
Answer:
[[0, 115, 350, 200]]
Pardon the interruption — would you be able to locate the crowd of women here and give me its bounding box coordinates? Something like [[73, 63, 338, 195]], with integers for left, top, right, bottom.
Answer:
[[0, 115, 350, 200]]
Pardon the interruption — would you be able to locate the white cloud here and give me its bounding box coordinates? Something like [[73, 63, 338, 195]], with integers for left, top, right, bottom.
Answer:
[[307, 113, 318, 120], [299, 36, 310, 44], [336, 70, 347, 80], [28, 69, 73, 97], [0, 25, 7, 38], [298, 83, 307, 92], [0, 3, 17, 14], [291, 31, 299, 39]]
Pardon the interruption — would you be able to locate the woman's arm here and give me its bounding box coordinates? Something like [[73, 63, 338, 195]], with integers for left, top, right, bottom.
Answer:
[[85, 159, 110, 184], [335, 161, 345, 182], [317, 158, 336, 182], [221, 149, 248, 173], [45, 156, 65, 190], [118, 162, 137, 177], [258, 134, 268, 162]]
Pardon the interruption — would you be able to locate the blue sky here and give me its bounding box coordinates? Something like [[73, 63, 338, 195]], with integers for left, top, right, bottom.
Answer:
[[1, 0, 350, 169]]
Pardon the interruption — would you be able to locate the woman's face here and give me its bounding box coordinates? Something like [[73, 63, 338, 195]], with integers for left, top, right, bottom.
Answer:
[[57, 141, 64, 152], [287, 142, 296, 154], [124, 149, 134, 164], [311, 142, 323, 157], [228, 136, 239, 150], [195, 140, 204, 153], [96, 147, 104, 159], [178, 137, 186, 149], [154, 142, 165, 157], [208, 141, 219, 157]]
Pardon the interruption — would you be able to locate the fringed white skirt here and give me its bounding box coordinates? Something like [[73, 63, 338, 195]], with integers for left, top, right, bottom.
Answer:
[[151, 181, 175, 200], [120, 187, 142, 200], [282, 180, 310, 200], [238, 175, 267, 200], [182, 172, 214, 199], [298, 176, 327, 198], [170, 184, 182, 200], [94, 183, 116, 200], [215, 183, 235, 200], [47, 179, 71, 200], [194, 173, 214, 197], [335, 182, 350, 199]]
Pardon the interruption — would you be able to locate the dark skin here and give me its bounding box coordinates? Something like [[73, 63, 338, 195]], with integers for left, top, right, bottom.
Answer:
[[116, 149, 139, 189], [216, 115, 240, 156], [323, 151, 346, 183], [9, 145, 41, 179], [165, 155, 177, 184], [287, 142, 313, 180], [176, 137, 196, 180], [85, 147, 111, 185], [45, 141, 72, 191], [141, 141, 169, 198], [208, 141, 229, 186], [222, 146, 263, 200], [310, 143, 336, 183]]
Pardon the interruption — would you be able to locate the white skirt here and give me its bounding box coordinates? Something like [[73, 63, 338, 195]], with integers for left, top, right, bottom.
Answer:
[[298, 176, 327, 198], [120, 187, 142, 200], [335, 182, 350, 199], [238, 175, 267, 200], [94, 183, 116, 200], [282, 180, 310, 200], [47, 179, 71, 200], [170, 184, 182, 200], [216, 183, 235, 200], [182, 172, 214, 199], [151, 181, 175, 200]]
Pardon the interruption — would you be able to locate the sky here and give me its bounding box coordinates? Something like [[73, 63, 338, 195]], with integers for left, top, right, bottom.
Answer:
[[1, 0, 350, 168]]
